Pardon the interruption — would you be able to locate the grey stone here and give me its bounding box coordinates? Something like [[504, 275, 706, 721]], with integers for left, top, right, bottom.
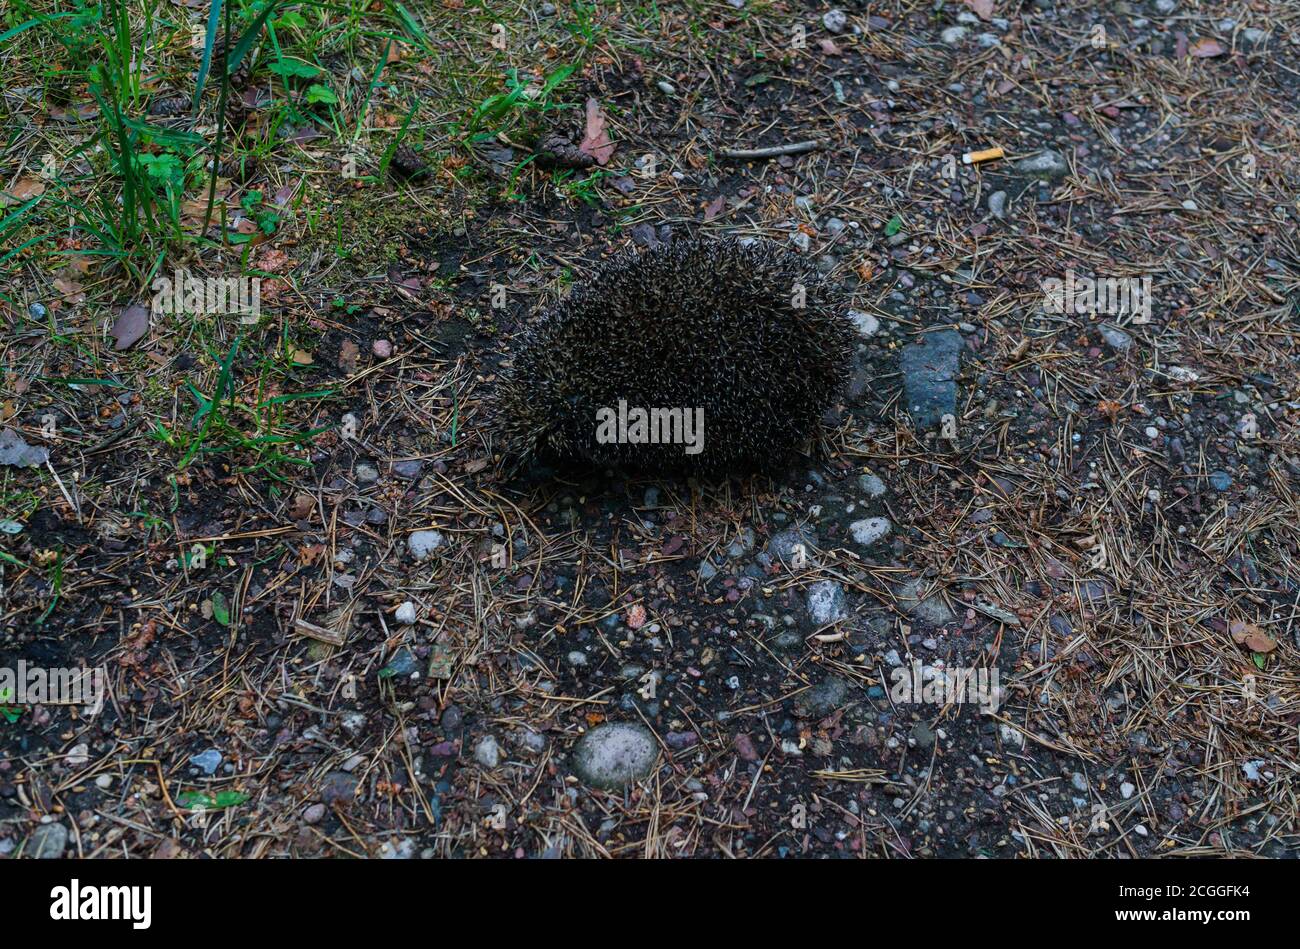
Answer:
[[822, 8, 847, 34], [858, 472, 887, 497], [799, 676, 849, 717], [407, 530, 444, 560], [1100, 324, 1133, 351], [901, 330, 962, 429], [518, 728, 548, 753], [29, 822, 68, 858], [987, 190, 1008, 219], [767, 527, 816, 565], [1014, 150, 1070, 180], [474, 734, 502, 768], [895, 577, 956, 626], [806, 579, 849, 624], [379, 837, 418, 859], [848, 308, 880, 337], [190, 748, 222, 775], [940, 26, 968, 46], [571, 722, 659, 789], [1209, 470, 1233, 491], [320, 771, 358, 805], [394, 601, 418, 625], [849, 516, 892, 547]]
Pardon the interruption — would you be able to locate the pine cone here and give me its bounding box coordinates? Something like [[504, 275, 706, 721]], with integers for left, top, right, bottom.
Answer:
[[227, 59, 252, 90], [533, 134, 595, 170], [210, 33, 253, 89], [213, 156, 256, 181], [150, 95, 191, 117], [389, 143, 428, 179]]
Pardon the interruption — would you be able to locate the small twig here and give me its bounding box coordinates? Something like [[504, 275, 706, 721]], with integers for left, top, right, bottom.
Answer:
[[718, 139, 824, 160]]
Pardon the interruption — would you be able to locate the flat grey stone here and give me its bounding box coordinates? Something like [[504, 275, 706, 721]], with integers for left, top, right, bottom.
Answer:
[[798, 676, 849, 717], [900, 330, 962, 429], [849, 516, 892, 547], [29, 822, 68, 858], [895, 577, 956, 626], [858, 473, 887, 497], [1014, 150, 1070, 180]]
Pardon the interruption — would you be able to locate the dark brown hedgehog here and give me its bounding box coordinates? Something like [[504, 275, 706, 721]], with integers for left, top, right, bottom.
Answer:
[[495, 237, 855, 475]]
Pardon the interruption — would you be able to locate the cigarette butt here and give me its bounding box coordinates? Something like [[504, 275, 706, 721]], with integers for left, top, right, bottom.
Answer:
[[962, 146, 1005, 165]]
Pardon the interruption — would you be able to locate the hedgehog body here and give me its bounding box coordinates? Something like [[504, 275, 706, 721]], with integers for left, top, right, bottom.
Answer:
[[495, 238, 854, 475]]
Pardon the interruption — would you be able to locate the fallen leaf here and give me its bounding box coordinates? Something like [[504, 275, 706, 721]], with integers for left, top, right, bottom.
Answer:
[[1096, 399, 1123, 420], [1230, 621, 1277, 654], [962, 0, 994, 20], [291, 349, 314, 365], [0, 428, 49, 467], [257, 248, 291, 273], [703, 195, 725, 221], [111, 303, 150, 351], [578, 97, 616, 166], [52, 275, 85, 304], [1, 177, 46, 207], [1190, 37, 1226, 57], [338, 339, 360, 373]]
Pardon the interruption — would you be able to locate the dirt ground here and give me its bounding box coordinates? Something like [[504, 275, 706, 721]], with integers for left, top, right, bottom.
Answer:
[[2, 0, 1299, 859]]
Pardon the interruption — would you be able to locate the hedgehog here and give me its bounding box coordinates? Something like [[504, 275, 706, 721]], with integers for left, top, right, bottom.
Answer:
[[494, 237, 855, 476]]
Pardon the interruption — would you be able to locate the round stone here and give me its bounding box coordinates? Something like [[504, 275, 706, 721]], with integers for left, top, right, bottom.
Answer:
[[849, 516, 892, 547], [570, 722, 659, 790]]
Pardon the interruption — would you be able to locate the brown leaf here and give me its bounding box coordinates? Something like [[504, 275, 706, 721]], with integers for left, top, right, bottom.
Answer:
[[257, 247, 291, 273], [578, 97, 616, 166], [52, 275, 85, 304], [703, 195, 725, 221], [1096, 399, 1123, 420], [962, 0, 994, 20], [111, 303, 150, 351], [1190, 37, 1226, 57], [338, 339, 360, 373], [1230, 621, 1277, 653], [1, 177, 46, 207]]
